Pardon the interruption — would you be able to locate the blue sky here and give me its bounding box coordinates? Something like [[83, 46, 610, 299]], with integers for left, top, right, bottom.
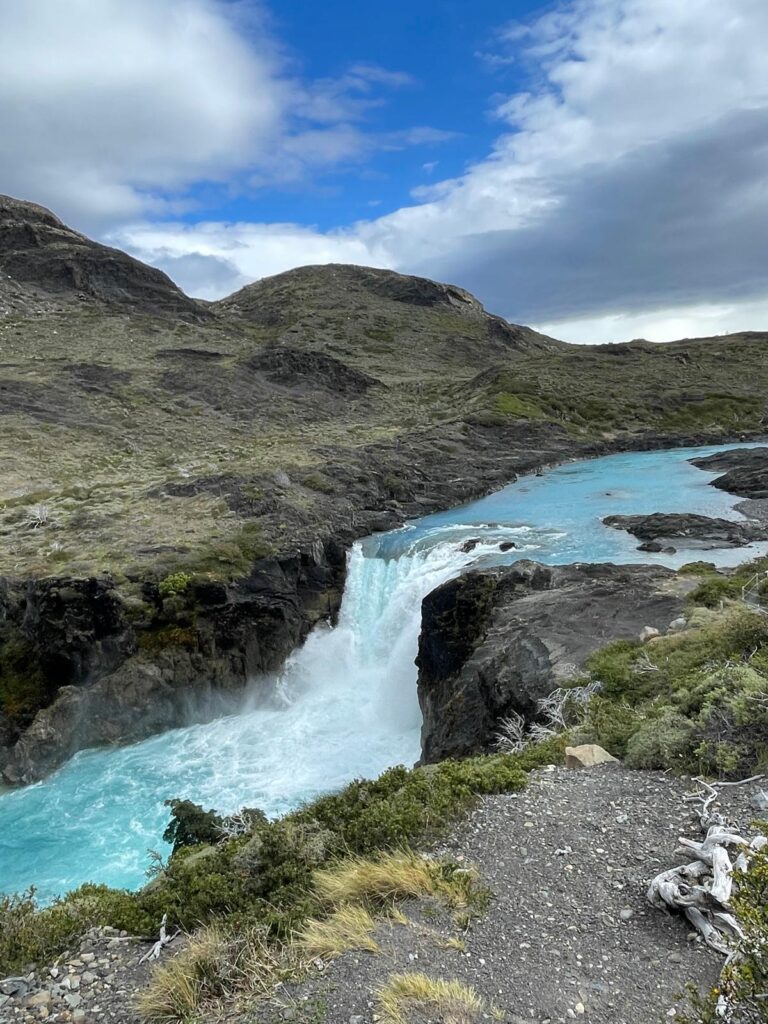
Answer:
[[2, 0, 768, 342], [178, 0, 551, 230]]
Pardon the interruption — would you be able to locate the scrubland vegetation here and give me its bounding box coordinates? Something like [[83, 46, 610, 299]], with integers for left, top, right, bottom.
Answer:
[[2, 555, 768, 1021]]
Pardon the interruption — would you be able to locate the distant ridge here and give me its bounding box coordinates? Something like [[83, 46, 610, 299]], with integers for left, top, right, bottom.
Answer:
[[0, 194, 204, 318]]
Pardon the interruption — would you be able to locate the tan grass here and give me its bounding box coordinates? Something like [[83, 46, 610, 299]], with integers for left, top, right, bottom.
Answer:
[[312, 850, 481, 911], [136, 924, 295, 1022], [376, 972, 484, 1024], [294, 904, 380, 959]]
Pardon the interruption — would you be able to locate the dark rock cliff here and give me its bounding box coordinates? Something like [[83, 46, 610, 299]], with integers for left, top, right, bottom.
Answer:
[[0, 194, 204, 318], [0, 542, 346, 784], [416, 560, 689, 763]]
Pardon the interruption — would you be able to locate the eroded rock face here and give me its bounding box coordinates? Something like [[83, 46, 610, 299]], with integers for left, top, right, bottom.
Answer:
[[0, 542, 347, 785], [690, 447, 768, 499], [0, 194, 204, 318], [416, 560, 686, 763], [602, 512, 766, 551]]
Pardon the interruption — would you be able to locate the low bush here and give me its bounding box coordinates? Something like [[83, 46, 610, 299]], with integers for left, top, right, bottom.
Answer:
[[157, 572, 193, 598], [579, 608, 768, 776], [163, 799, 223, 853]]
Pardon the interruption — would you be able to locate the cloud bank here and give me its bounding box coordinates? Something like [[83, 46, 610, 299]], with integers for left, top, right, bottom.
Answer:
[[2, 0, 768, 341]]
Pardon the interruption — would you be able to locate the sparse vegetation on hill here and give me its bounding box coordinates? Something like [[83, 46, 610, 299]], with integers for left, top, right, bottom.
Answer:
[[464, 337, 768, 435], [2, 194, 768, 767]]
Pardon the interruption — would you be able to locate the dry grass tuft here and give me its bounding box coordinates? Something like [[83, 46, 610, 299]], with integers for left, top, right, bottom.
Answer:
[[136, 924, 296, 1022], [388, 906, 410, 926], [294, 904, 380, 959], [312, 850, 482, 912], [376, 971, 485, 1024]]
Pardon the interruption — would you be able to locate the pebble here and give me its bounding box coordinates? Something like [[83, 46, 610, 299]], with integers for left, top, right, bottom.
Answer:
[[0, 924, 169, 1022], [620, 908, 634, 922]]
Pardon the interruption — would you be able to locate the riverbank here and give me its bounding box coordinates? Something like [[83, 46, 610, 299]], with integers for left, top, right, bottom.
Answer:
[[2, 546, 767, 1022], [4, 198, 768, 789], [5, 763, 760, 1024], [3, 441, 768, 907], [3, 430, 765, 790]]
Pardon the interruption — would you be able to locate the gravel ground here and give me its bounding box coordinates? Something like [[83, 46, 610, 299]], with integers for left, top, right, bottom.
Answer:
[[0, 926, 179, 1024], [246, 764, 759, 1024]]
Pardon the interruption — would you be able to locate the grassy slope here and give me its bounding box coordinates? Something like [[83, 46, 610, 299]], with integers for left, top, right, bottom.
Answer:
[[2, 293, 767, 583], [463, 334, 768, 435], [0, 266, 557, 580], [1, 199, 766, 585]]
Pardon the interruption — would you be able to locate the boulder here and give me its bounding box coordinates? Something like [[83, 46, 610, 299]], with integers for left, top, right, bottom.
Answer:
[[565, 744, 619, 768], [639, 626, 660, 642]]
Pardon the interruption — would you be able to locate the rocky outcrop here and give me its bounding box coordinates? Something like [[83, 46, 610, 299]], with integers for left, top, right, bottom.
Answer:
[[690, 446, 768, 499], [602, 512, 767, 551], [3, 427, 758, 785], [416, 560, 687, 763], [0, 194, 204, 318], [246, 345, 379, 395], [1, 542, 346, 784]]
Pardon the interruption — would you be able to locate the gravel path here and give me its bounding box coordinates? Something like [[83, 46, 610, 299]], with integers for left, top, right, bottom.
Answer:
[[0, 926, 172, 1024], [250, 764, 754, 1024]]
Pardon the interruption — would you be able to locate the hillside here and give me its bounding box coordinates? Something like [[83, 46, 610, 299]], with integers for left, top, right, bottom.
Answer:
[[1, 195, 766, 586], [1, 193, 768, 779]]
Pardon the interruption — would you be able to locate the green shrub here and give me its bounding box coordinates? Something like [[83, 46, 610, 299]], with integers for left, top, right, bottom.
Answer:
[[624, 710, 696, 769], [0, 739, 566, 974], [688, 576, 740, 608], [158, 572, 193, 598], [580, 610, 768, 775], [163, 799, 224, 853], [678, 561, 718, 577]]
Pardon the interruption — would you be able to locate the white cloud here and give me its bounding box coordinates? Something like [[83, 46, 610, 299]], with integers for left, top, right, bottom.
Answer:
[[0, 0, 288, 227], [535, 297, 768, 346], [0, 1, 438, 231], [112, 220, 387, 300], [5, 0, 768, 343]]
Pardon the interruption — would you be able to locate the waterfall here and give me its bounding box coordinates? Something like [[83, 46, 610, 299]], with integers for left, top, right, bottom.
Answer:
[[1, 442, 765, 902], [0, 531, 507, 901]]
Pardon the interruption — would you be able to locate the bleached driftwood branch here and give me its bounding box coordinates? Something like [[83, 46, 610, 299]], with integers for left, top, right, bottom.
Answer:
[[138, 914, 180, 964], [647, 775, 766, 1017]]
